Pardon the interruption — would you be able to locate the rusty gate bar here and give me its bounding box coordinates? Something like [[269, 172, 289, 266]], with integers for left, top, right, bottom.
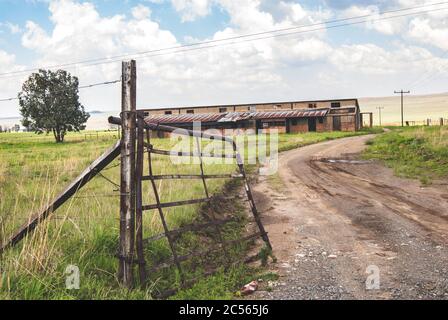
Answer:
[[231, 140, 272, 250], [135, 115, 146, 285], [109, 116, 234, 143], [147, 231, 265, 274], [145, 128, 185, 283], [195, 135, 231, 265], [195, 136, 209, 198], [142, 217, 236, 244], [147, 147, 237, 159], [142, 198, 211, 211], [142, 174, 243, 180]]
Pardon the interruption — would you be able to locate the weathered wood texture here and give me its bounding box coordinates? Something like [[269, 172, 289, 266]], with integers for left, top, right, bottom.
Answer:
[[118, 60, 137, 288]]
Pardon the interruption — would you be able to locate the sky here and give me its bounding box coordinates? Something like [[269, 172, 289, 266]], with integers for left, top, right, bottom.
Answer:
[[0, 0, 447, 117]]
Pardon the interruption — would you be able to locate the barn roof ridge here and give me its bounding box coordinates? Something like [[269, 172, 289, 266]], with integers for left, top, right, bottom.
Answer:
[[144, 107, 343, 124]]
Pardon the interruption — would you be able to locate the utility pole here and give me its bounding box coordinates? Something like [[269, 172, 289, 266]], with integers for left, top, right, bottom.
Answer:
[[394, 90, 410, 127], [376, 107, 384, 126]]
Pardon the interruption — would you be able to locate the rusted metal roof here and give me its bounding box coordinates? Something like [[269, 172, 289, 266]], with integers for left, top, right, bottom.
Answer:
[[146, 113, 224, 124], [218, 112, 255, 122], [253, 109, 328, 120], [145, 108, 329, 125]]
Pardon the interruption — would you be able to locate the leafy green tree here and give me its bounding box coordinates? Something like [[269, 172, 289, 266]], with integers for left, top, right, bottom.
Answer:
[[19, 69, 90, 143]]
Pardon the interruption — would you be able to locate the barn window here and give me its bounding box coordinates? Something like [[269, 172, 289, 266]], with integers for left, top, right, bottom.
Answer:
[[331, 102, 341, 108], [186, 109, 194, 114], [219, 107, 227, 113], [264, 121, 285, 127], [308, 103, 317, 108], [318, 117, 324, 124], [291, 119, 298, 126], [248, 106, 257, 111], [164, 111, 172, 115]]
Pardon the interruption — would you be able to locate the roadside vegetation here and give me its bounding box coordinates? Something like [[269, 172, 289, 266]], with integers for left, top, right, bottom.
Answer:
[[0, 128, 376, 300], [363, 126, 448, 185]]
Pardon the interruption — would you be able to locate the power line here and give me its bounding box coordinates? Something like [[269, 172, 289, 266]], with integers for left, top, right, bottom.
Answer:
[[0, 1, 447, 79], [0, 78, 121, 103], [38, 5, 448, 76], [405, 50, 448, 90], [410, 57, 448, 90]]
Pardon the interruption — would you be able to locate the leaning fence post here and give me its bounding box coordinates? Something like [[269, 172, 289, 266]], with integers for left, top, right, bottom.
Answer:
[[118, 60, 137, 288]]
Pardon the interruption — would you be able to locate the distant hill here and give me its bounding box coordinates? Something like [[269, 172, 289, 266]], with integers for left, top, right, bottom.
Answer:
[[359, 92, 448, 125]]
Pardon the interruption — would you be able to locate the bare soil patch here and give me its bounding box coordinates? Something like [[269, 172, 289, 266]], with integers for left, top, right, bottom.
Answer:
[[252, 135, 448, 300]]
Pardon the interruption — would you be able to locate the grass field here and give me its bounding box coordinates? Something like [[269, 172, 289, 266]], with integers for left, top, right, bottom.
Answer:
[[363, 126, 448, 185], [0, 128, 378, 300]]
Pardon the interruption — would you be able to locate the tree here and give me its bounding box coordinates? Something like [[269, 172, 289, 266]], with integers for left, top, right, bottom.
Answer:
[[19, 69, 90, 143]]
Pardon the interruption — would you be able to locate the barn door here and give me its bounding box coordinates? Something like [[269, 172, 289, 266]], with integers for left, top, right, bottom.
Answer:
[[333, 116, 341, 131], [308, 118, 317, 132]]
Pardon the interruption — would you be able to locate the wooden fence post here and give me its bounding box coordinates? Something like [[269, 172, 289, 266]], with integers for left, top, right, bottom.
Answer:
[[118, 60, 137, 288]]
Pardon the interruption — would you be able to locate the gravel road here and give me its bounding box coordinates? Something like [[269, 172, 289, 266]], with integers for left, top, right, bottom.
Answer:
[[251, 134, 448, 300]]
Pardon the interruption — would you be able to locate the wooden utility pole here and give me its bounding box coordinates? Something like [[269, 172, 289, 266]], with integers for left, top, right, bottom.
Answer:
[[376, 107, 384, 126], [118, 60, 137, 288], [394, 90, 410, 127]]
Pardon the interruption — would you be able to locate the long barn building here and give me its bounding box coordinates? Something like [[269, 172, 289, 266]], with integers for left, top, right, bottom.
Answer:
[[141, 98, 362, 135]]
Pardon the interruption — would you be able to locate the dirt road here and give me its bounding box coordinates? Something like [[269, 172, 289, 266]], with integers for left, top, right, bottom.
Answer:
[[252, 134, 448, 300]]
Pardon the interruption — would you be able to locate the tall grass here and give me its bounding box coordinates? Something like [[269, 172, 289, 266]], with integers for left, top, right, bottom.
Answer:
[[363, 126, 448, 185], [0, 129, 374, 299]]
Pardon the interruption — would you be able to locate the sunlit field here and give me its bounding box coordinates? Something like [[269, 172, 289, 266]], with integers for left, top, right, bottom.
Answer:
[[0, 128, 377, 300]]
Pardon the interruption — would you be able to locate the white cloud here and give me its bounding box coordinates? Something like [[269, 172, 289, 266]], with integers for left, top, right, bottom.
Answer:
[[16, 0, 342, 110], [171, 0, 211, 22], [0, 50, 18, 73], [329, 43, 443, 75], [0, 50, 27, 113], [340, 5, 404, 35], [6, 22, 22, 34], [132, 4, 152, 20], [407, 13, 448, 50], [339, 0, 448, 50], [0, 22, 23, 35]]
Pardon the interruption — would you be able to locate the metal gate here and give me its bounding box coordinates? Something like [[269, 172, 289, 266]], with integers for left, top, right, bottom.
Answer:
[[109, 112, 272, 298]]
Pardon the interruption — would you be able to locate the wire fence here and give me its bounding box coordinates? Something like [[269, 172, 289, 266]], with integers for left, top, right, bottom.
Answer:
[[405, 118, 448, 126]]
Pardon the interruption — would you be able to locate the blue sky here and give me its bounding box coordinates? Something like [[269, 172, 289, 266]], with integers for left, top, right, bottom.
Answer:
[[0, 0, 447, 117]]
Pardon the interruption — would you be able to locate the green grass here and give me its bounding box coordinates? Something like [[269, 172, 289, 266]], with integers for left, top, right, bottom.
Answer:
[[363, 126, 448, 185], [0, 128, 375, 300]]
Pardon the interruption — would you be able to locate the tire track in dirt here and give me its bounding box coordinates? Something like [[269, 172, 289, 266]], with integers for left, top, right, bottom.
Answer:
[[252, 135, 448, 300]]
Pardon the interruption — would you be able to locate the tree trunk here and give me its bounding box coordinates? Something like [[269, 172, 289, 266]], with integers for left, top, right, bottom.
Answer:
[[53, 128, 63, 143]]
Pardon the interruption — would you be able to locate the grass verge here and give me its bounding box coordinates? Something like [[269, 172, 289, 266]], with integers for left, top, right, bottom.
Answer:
[[363, 126, 448, 185]]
